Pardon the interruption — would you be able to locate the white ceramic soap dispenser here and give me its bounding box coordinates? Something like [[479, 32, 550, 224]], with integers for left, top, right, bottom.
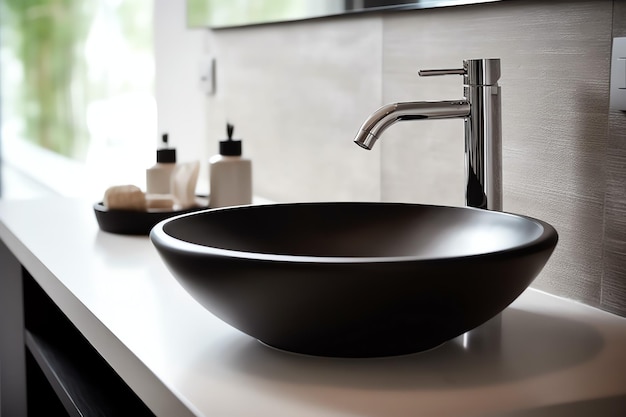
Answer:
[[146, 133, 177, 195], [209, 123, 252, 208]]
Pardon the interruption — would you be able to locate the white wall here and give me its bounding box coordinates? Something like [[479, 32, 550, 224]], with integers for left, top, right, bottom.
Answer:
[[154, 0, 210, 193]]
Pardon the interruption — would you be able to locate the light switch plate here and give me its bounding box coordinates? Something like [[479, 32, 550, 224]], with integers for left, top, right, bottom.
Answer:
[[610, 37, 626, 111], [199, 56, 216, 96]]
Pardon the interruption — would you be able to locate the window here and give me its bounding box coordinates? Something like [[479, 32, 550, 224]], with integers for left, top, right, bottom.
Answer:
[[1, 0, 155, 199]]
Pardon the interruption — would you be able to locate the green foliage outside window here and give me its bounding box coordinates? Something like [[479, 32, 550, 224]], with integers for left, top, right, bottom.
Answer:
[[1, 0, 153, 160]]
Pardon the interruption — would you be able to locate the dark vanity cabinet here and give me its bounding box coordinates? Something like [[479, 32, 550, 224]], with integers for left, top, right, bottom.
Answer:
[[0, 241, 155, 417]]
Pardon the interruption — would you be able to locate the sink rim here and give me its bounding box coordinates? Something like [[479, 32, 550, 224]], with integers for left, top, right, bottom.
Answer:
[[150, 202, 558, 264]]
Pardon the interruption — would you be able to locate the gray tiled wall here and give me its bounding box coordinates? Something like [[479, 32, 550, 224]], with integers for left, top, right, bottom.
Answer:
[[205, 17, 383, 203]]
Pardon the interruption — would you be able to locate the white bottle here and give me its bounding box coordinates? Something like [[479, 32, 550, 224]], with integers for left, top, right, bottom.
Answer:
[[146, 133, 177, 195], [209, 123, 252, 208]]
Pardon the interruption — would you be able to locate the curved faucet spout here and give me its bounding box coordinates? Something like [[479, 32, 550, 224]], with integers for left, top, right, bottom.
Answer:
[[354, 100, 470, 150]]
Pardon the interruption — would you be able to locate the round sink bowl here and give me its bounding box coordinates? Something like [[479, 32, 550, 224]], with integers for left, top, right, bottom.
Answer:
[[151, 202, 558, 358]]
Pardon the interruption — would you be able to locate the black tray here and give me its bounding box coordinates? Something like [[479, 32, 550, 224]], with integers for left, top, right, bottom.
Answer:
[[94, 202, 209, 235]]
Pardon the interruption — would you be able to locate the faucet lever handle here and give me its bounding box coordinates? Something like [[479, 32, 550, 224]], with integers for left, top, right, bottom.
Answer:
[[418, 68, 465, 77]]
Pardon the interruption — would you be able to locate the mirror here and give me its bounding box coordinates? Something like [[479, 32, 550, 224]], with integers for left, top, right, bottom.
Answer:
[[187, 0, 502, 29]]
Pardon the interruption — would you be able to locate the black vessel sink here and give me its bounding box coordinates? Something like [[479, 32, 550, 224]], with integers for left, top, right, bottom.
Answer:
[[151, 202, 558, 358]]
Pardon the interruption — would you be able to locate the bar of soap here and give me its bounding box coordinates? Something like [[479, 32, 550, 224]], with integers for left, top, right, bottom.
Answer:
[[145, 194, 175, 210], [103, 185, 147, 211]]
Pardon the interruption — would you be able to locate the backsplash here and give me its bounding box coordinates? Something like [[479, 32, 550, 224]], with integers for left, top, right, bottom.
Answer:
[[157, 0, 626, 316]]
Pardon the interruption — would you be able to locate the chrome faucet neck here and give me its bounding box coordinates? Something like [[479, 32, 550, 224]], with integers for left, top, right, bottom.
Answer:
[[354, 58, 502, 211]]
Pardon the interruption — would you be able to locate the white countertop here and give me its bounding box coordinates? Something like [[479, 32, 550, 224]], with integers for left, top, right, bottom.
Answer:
[[1, 197, 625, 417]]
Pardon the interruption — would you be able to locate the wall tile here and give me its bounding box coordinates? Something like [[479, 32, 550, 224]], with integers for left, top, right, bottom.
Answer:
[[206, 18, 383, 203]]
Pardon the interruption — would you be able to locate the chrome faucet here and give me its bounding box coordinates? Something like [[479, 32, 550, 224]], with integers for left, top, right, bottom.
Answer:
[[354, 58, 502, 211]]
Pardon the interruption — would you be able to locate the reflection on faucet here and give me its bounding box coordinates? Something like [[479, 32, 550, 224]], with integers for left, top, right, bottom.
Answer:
[[467, 168, 488, 210], [354, 58, 502, 211], [353, 101, 470, 150]]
